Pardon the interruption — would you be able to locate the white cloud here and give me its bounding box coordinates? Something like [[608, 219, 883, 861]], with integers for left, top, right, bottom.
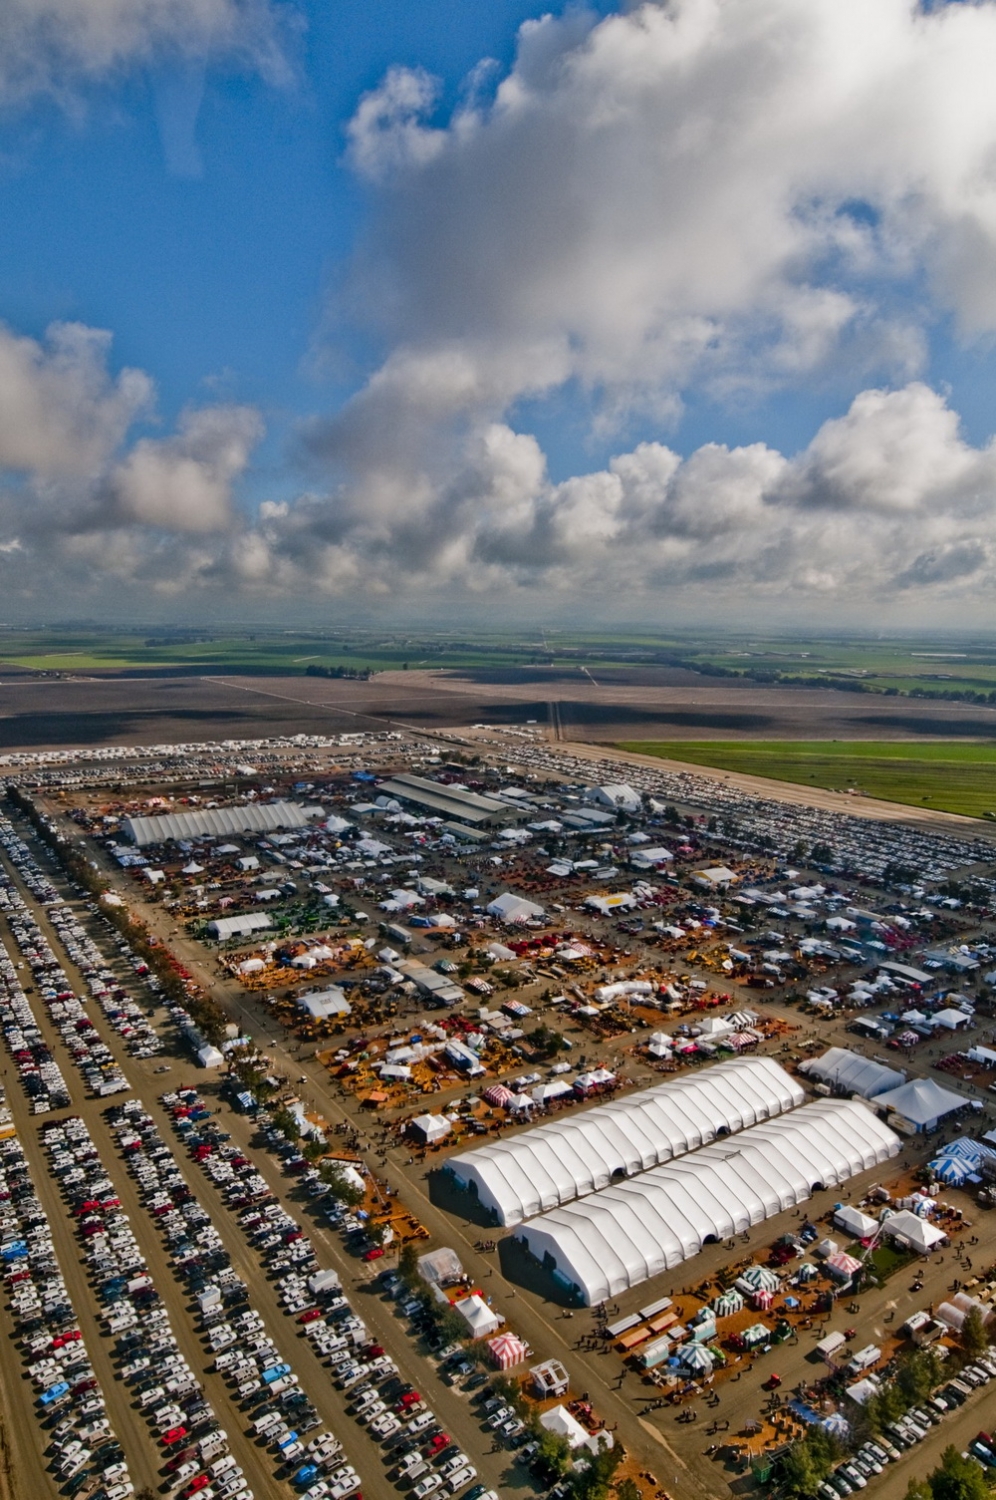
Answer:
[[0, 321, 152, 478], [0, 319, 265, 592], [110, 403, 262, 531], [0, 0, 295, 108], [11, 1, 996, 621], [331, 0, 996, 446], [202, 380, 996, 615]]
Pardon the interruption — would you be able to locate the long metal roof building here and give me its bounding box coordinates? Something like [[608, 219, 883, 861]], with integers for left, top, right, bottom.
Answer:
[[445, 1056, 805, 1226], [378, 774, 520, 827]]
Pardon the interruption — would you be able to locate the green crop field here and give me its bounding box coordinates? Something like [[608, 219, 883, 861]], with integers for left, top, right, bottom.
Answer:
[[617, 739, 996, 819]]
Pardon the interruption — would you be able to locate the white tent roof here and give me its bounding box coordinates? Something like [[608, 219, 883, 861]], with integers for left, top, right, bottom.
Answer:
[[540, 1405, 610, 1454], [446, 1056, 805, 1226], [933, 1007, 969, 1030], [517, 1099, 899, 1305], [123, 799, 322, 846], [454, 1294, 502, 1338], [799, 1047, 906, 1099], [486, 892, 545, 922], [882, 1209, 946, 1252], [872, 1076, 966, 1127]]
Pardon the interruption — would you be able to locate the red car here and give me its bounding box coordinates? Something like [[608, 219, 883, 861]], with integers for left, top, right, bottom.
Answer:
[[299, 1308, 323, 1325], [165, 1448, 197, 1472], [425, 1435, 450, 1456], [161, 1427, 189, 1448], [362, 1247, 384, 1263], [397, 1392, 421, 1412], [183, 1477, 211, 1497]]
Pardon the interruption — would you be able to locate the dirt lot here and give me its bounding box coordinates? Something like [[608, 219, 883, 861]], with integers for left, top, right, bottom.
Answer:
[[3, 665, 996, 750]]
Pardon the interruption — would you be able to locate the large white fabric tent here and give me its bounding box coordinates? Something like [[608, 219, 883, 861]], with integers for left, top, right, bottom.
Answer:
[[123, 799, 322, 846], [516, 1099, 899, 1305], [872, 1077, 966, 1130], [799, 1047, 906, 1099], [445, 1056, 805, 1226]]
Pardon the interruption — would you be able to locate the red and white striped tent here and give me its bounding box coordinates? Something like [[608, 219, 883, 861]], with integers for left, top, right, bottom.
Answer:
[[483, 1084, 514, 1108], [487, 1331, 528, 1369]]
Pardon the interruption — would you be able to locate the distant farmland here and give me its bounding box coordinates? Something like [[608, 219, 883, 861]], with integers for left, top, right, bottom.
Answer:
[[618, 740, 996, 820]]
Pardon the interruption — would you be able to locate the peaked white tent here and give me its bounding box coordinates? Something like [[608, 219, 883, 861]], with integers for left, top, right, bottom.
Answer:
[[516, 1098, 899, 1304], [872, 1077, 966, 1131], [882, 1210, 946, 1254], [487, 892, 545, 923], [446, 1056, 805, 1225]]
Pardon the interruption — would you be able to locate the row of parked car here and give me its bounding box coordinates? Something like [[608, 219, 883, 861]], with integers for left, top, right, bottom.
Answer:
[[48, 900, 163, 1059], [0, 931, 72, 1112], [0, 818, 164, 1060], [0, 877, 130, 1097], [40, 1112, 224, 1496], [162, 1085, 381, 1500], [0, 1131, 133, 1500], [818, 1351, 996, 1499], [108, 1096, 289, 1500]]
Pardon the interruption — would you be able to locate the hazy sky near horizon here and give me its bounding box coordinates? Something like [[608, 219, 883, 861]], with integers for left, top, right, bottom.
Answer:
[[5, 0, 996, 624]]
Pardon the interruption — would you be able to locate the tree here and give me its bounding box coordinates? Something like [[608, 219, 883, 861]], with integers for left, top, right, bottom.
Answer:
[[271, 1107, 301, 1142], [527, 1024, 566, 1059], [861, 1393, 883, 1437], [399, 1241, 420, 1285], [568, 1439, 623, 1500], [897, 1347, 944, 1404], [616, 1482, 641, 1500], [877, 1382, 909, 1425], [905, 1481, 932, 1500], [319, 1161, 364, 1208], [302, 1136, 327, 1162], [780, 1444, 821, 1500], [960, 1306, 989, 1360], [929, 1445, 990, 1500], [532, 1427, 571, 1481]]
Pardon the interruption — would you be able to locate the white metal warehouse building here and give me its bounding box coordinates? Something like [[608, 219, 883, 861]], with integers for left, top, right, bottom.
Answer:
[[516, 1098, 900, 1305], [445, 1056, 805, 1226]]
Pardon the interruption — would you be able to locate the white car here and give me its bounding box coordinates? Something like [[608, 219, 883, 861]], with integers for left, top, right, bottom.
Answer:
[[446, 1469, 477, 1494], [370, 1414, 402, 1441], [170, 1460, 202, 1485], [326, 1469, 361, 1500], [357, 1400, 387, 1425], [412, 1475, 443, 1500]]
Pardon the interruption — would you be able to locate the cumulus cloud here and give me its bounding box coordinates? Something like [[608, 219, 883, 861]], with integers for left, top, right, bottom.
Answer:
[[12, 0, 996, 620], [209, 380, 996, 613], [239, 0, 996, 617], [338, 0, 996, 432], [109, 404, 262, 532], [0, 0, 295, 109], [0, 321, 152, 478], [0, 320, 265, 594]]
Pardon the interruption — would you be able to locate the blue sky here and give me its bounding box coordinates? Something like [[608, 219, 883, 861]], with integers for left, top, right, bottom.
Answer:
[[3, 0, 996, 623], [1, 4, 601, 459]]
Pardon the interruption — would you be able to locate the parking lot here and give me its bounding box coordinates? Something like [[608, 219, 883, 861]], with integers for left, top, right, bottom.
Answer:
[[8, 728, 996, 1500], [0, 830, 535, 1500]]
